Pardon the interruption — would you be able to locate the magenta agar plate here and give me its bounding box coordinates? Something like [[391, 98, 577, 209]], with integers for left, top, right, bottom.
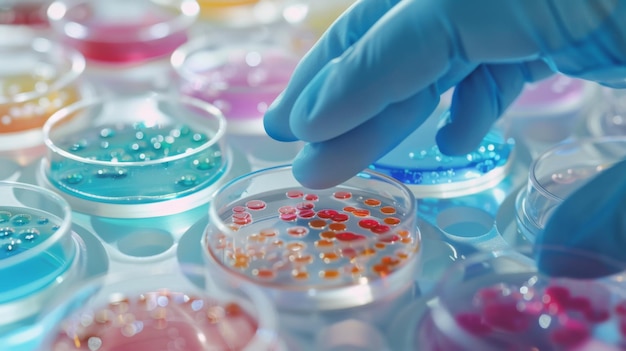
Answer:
[[40, 93, 230, 218], [203, 165, 421, 311], [413, 248, 626, 351], [515, 137, 626, 242], [44, 266, 282, 351], [171, 33, 299, 134], [47, 0, 198, 64]]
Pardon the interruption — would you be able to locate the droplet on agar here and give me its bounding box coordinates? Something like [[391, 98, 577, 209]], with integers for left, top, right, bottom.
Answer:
[[11, 214, 31, 226], [328, 223, 347, 232], [319, 231, 336, 240], [259, 228, 278, 237], [290, 254, 314, 265], [0, 211, 11, 223], [304, 194, 319, 201], [359, 219, 379, 229], [246, 199, 266, 210], [381, 256, 400, 266], [193, 157, 215, 170], [176, 174, 198, 187], [287, 226, 309, 237], [317, 209, 338, 219], [19, 228, 40, 241], [379, 234, 401, 243], [371, 224, 391, 234], [314, 239, 334, 248], [375, 242, 386, 249], [352, 209, 371, 217], [308, 219, 327, 229], [252, 268, 276, 280], [0, 227, 14, 238], [296, 202, 315, 210], [363, 198, 381, 207], [280, 213, 298, 222], [319, 269, 340, 279], [278, 205, 296, 214], [333, 191, 352, 200], [232, 206, 246, 213], [336, 232, 366, 242], [320, 252, 340, 263], [372, 264, 391, 277], [384, 217, 401, 225], [297, 209, 316, 218], [3, 240, 18, 253], [331, 213, 349, 222], [360, 248, 377, 256], [286, 190, 303, 198], [99, 127, 115, 138], [63, 172, 84, 184], [37, 217, 49, 225], [232, 212, 252, 226], [291, 269, 309, 280], [192, 133, 208, 143], [343, 206, 356, 213], [286, 241, 306, 252], [380, 206, 396, 214]]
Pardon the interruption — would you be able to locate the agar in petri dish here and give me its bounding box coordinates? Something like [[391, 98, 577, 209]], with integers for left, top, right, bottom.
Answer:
[[171, 34, 299, 134], [0, 37, 85, 149], [203, 165, 421, 311], [45, 266, 281, 351], [371, 109, 515, 198], [40, 94, 230, 218], [0, 181, 79, 323], [414, 248, 626, 351], [0, 0, 51, 26], [47, 0, 198, 64], [195, 0, 284, 27]]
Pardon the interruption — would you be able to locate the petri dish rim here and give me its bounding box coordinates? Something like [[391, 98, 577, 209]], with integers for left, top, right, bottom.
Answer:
[[42, 93, 228, 167], [0, 37, 85, 105], [0, 180, 73, 269], [46, 0, 199, 43]]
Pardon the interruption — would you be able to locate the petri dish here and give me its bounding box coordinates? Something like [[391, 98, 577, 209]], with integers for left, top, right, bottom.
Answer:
[[195, 0, 284, 27], [39, 93, 231, 218], [46, 0, 198, 65], [587, 88, 626, 138], [41, 265, 283, 351], [0, 36, 85, 151], [0, 181, 82, 328], [0, 0, 52, 26], [503, 74, 596, 156], [411, 248, 626, 351], [515, 137, 626, 242], [171, 31, 299, 134], [370, 101, 515, 198], [202, 165, 421, 311]]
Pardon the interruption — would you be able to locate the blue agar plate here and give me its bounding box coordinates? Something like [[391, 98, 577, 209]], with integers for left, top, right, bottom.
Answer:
[[371, 111, 515, 199]]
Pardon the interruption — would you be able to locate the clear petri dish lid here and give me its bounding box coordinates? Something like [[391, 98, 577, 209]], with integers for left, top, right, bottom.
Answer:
[[203, 165, 421, 311]]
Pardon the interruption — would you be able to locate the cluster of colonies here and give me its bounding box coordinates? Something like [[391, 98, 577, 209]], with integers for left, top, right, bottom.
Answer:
[[51, 291, 259, 351], [0, 73, 80, 133], [182, 48, 297, 121], [48, 123, 224, 201], [446, 280, 626, 350], [209, 189, 420, 286], [0, 206, 60, 259], [373, 138, 513, 185]]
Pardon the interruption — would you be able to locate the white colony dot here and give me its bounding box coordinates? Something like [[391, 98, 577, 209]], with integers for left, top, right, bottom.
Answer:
[[87, 336, 102, 350], [1, 115, 11, 125]]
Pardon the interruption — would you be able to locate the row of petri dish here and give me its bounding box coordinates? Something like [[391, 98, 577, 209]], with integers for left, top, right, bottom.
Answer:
[[3, 0, 626, 350]]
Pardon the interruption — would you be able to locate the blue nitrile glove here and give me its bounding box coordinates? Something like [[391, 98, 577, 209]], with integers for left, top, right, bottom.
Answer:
[[536, 158, 626, 279], [264, 0, 626, 189]]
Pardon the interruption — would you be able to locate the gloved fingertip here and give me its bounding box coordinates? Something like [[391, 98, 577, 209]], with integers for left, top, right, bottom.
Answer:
[[291, 144, 352, 189], [536, 246, 625, 279], [263, 94, 300, 142], [435, 125, 480, 156]]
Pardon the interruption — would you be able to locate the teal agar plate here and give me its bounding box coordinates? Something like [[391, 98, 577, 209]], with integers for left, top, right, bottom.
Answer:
[[40, 93, 230, 218], [0, 181, 80, 328]]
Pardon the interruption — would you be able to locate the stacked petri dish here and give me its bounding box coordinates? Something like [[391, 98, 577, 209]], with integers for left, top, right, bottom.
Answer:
[[0, 181, 85, 351], [395, 247, 626, 350], [39, 93, 231, 218], [171, 31, 300, 135], [202, 165, 421, 316], [0, 36, 85, 151], [40, 264, 284, 351], [515, 137, 626, 243]]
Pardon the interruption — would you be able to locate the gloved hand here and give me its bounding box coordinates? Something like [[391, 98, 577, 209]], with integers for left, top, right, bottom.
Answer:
[[536, 158, 626, 279], [264, 0, 626, 189]]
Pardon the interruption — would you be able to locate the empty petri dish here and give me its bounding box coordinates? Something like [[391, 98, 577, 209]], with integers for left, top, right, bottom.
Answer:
[[0, 181, 82, 328], [171, 32, 299, 134], [46, 0, 198, 65], [587, 87, 626, 138], [515, 137, 626, 242], [370, 104, 515, 198], [41, 264, 283, 351], [39, 93, 231, 218], [412, 248, 626, 350], [0, 36, 85, 151], [202, 165, 421, 311]]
